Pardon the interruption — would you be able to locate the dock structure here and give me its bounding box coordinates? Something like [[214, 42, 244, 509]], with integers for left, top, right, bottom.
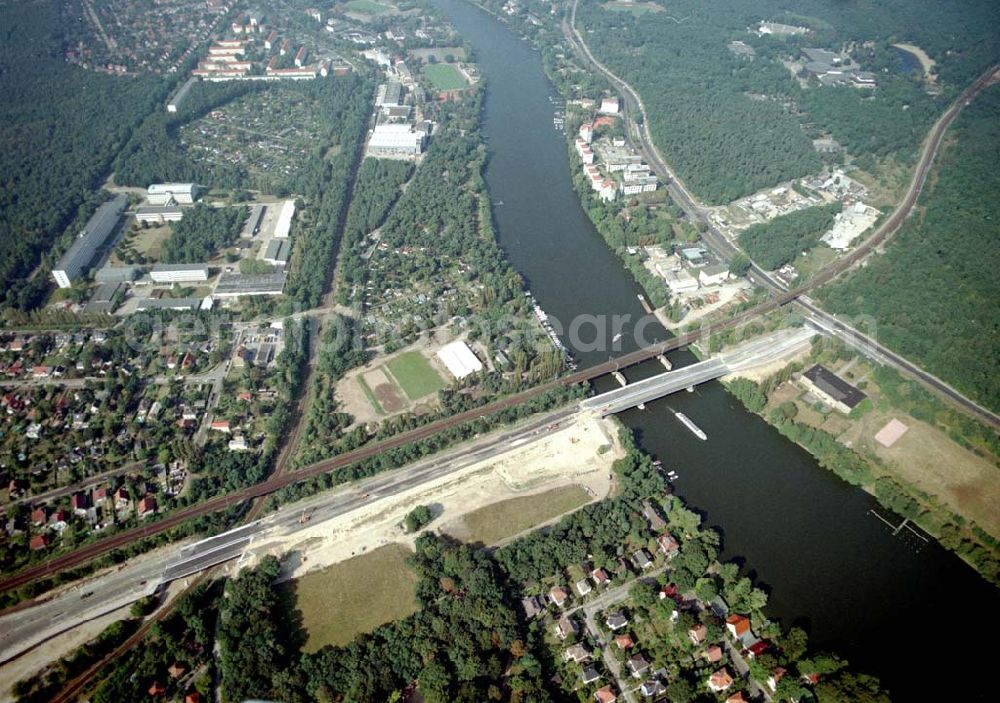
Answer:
[[658, 354, 673, 370], [612, 371, 627, 387]]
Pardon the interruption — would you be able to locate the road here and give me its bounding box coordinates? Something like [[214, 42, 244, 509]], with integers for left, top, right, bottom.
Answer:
[[565, 0, 999, 428], [0, 406, 578, 664]]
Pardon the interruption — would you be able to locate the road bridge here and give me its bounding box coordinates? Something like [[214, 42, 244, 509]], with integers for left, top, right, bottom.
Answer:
[[582, 328, 814, 416]]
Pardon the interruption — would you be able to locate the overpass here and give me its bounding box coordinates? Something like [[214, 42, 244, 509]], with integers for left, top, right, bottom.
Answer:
[[582, 329, 815, 416]]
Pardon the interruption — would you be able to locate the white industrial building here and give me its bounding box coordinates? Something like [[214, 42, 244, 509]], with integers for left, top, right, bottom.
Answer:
[[663, 269, 699, 295], [135, 205, 184, 223], [436, 340, 483, 380], [369, 124, 425, 155], [52, 194, 129, 289], [273, 200, 295, 239], [147, 183, 199, 205], [698, 264, 730, 287], [150, 264, 210, 283]]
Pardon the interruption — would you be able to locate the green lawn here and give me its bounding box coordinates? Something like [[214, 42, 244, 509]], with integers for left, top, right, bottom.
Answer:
[[344, 0, 392, 13], [386, 351, 445, 400], [293, 544, 419, 652], [424, 64, 467, 91], [457, 485, 592, 545]]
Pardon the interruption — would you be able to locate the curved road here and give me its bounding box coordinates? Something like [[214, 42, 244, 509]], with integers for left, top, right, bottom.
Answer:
[[566, 0, 999, 427]]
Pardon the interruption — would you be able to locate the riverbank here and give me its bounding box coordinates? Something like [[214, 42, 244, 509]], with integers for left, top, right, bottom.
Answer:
[[721, 344, 1000, 587]]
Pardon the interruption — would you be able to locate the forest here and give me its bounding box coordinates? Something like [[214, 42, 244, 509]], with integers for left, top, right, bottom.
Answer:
[[738, 203, 841, 270], [576, 0, 1000, 204], [161, 205, 247, 263], [820, 86, 1000, 411], [0, 0, 164, 311]]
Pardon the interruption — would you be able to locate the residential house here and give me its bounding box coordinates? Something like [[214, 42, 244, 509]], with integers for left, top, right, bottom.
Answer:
[[228, 435, 249, 452], [642, 500, 666, 530], [725, 614, 751, 641], [688, 624, 707, 646], [605, 612, 628, 631], [554, 615, 578, 639], [641, 679, 667, 697], [703, 644, 723, 663], [521, 595, 545, 618], [564, 642, 591, 663], [138, 495, 157, 518], [727, 693, 749, 703], [657, 532, 680, 558], [71, 492, 89, 515], [632, 549, 653, 570], [627, 653, 650, 678], [592, 568, 610, 587], [582, 664, 601, 685], [745, 640, 770, 659], [768, 667, 787, 692], [708, 667, 734, 693], [594, 685, 617, 703], [30, 534, 51, 550], [210, 420, 231, 434], [614, 633, 635, 650], [185, 693, 202, 703], [168, 662, 187, 679], [30, 507, 48, 526], [148, 681, 166, 696], [549, 585, 569, 607]]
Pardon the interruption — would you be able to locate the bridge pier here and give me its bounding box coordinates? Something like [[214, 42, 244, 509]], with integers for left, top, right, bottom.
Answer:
[[658, 354, 672, 371], [612, 371, 627, 387]]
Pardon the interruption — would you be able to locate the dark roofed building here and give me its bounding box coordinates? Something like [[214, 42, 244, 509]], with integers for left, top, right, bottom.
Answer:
[[801, 364, 867, 414]]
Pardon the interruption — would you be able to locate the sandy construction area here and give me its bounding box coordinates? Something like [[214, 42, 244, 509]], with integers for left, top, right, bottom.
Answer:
[[247, 414, 623, 580]]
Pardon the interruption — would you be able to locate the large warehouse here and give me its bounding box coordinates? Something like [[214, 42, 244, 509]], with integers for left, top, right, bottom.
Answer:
[[369, 124, 425, 155], [150, 263, 210, 283], [52, 194, 129, 289], [436, 340, 483, 380]]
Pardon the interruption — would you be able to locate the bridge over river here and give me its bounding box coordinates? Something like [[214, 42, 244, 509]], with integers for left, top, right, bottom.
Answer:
[[582, 328, 815, 416]]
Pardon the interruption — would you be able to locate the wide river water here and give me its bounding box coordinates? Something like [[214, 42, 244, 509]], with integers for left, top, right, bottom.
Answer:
[[432, 0, 997, 697]]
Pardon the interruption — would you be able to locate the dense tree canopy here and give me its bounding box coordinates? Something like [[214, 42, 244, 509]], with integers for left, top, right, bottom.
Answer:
[[0, 0, 163, 310], [820, 87, 1000, 411], [739, 203, 841, 270]]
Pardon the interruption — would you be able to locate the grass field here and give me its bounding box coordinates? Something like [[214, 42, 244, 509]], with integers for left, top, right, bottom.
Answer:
[[601, 1, 663, 14], [424, 64, 467, 91], [387, 351, 445, 400], [456, 485, 592, 545], [293, 544, 419, 652], [344, 0, 392, 13]]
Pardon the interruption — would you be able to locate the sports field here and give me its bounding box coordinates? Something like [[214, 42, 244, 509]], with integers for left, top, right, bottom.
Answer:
[[386, 351, 445, 400], [294, 544, 419, 652], [424, 64, 467, 91], [345, 0, 392, 14]]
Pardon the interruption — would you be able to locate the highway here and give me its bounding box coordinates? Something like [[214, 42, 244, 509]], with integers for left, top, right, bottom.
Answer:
[[565, 0, 999, 429], [0, 405, 579, 664]]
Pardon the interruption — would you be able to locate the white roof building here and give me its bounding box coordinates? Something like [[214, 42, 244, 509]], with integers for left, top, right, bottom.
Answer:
[[599, 97, 620, 115], [369, 124, 425, 155], [436, 341, 483, 380], [52, 194, 129, 289], [150, 263, 210, 283], [274, 200, 295, 239], [147, 183, 199, 205]]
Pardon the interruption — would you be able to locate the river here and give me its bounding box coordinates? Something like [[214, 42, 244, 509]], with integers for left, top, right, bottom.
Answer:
[[431, 0, 996, 698]]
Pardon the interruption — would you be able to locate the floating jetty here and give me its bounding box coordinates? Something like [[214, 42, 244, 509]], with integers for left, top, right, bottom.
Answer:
[[526, 291, 577, 370], [673, 411, 707, 440], [612, 371, 627, 387], [637, 293, 653, 314], [657, 354, 672, 371]]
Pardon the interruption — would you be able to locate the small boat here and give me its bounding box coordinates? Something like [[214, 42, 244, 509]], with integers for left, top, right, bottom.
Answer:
[[673, 411, 707, 440], [612, 332, 623, 343]]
